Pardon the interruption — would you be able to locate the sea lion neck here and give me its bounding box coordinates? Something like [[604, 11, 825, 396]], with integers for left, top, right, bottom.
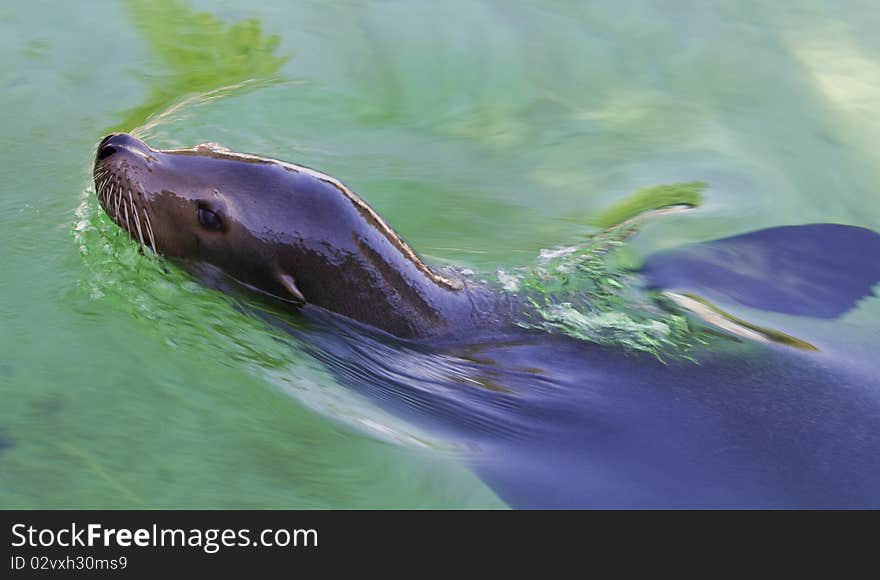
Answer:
[[252, 164, 477, 339]]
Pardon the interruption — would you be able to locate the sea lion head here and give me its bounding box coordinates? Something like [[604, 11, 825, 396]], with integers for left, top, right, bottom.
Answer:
[[92, 133, 469, 337]]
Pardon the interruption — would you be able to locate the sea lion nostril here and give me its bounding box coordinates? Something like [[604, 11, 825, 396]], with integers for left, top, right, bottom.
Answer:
[[97, 144, 117, 160], [98, 133, 119, 149]]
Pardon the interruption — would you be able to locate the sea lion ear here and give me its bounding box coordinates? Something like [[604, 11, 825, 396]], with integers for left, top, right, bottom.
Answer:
[[278, 273, 306, 304]]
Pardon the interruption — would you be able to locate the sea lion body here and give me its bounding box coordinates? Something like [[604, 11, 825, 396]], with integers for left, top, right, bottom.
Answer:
[[93, 133, 489, 338], [91, 134, 880, 508]]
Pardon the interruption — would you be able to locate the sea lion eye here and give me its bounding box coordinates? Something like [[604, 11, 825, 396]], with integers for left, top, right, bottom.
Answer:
[[197, 206, 223, 231]]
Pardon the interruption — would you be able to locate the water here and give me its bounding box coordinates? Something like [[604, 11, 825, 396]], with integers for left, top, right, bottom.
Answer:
[[3, 0, 880, 508]]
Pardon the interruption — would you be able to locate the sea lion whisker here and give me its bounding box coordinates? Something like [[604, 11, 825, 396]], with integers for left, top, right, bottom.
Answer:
[[125, 195, 137, 248], [128, 188, 146, 251], [128, 182, 159, 254], [142, 207, 156, 254], [114, 182, 123, 223], [97, 179, 107, 206], [106, 181, 114, 218], [133, 201, 145, 253], [135, 184, 157, 254], [122, 197, 130, 235]]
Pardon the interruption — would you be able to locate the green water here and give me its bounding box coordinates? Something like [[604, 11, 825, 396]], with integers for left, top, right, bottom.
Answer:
[[3, 0, 880, 508]]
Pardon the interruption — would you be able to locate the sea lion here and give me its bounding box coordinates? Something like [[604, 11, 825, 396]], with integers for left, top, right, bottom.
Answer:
[[92, 133, 880, 342], [92, 134, 880, 508], [92, 133, 493, 339]]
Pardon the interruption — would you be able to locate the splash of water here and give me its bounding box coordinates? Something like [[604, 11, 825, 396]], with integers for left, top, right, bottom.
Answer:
[[500, 184, 713, 359]]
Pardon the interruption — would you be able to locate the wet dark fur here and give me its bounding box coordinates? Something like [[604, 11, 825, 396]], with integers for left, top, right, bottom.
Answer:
[[93, 133, 494, 338]]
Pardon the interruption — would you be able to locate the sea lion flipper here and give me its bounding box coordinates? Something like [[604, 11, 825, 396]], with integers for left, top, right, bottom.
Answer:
[[643, 223, 880, 319], [662, 291, 818, 350], [278, 273, 306, 304]]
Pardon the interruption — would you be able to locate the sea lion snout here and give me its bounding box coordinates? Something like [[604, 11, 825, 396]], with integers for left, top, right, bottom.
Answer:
[[95, 133, 151, 161], [93, 132, 160, 254]]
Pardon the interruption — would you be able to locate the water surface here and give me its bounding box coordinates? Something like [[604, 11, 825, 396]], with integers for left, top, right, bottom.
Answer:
[[2, 0, 880, 508]]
